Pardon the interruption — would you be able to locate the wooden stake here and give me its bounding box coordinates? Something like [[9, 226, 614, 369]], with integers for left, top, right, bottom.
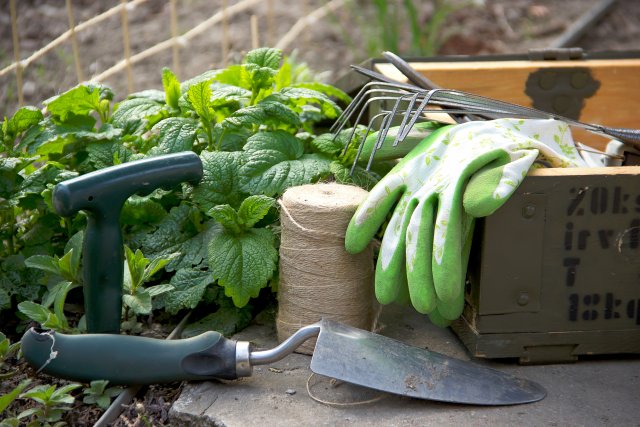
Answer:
[[9, 0, 23, 107], [65, 0, 85, 83], [221, 0, 229, 67], [251, 14, 259, 49], [120, 0, 134, 92], [170, 0, 181, 78], [267, 0, 275, 46]]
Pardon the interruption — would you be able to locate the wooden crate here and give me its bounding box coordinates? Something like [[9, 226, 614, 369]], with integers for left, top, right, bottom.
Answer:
[[340, 50, 640, 363], [457, 167, 640, 363]]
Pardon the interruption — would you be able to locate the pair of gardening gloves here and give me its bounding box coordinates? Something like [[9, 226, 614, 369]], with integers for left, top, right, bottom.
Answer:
[[345, 118, 590, 326]]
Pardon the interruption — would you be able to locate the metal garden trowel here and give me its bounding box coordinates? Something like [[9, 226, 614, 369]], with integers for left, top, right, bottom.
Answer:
[[22, 318, 545, 406]]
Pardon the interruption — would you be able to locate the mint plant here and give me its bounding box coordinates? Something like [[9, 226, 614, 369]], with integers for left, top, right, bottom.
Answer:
[[81, 380, 122, 410], [1, 47, 372, 343], [17, 383, 81, 427]]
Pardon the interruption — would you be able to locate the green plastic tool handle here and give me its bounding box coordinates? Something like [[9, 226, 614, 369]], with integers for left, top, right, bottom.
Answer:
[[52, 152, 203, 334], [21, 328, 240, 384]]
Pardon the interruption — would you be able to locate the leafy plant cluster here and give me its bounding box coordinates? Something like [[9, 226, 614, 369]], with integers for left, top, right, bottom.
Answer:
[[0, 47, 376, 337]]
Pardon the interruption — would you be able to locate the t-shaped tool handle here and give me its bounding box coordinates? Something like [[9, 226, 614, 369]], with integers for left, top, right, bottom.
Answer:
[[53, 152, 203, 333]]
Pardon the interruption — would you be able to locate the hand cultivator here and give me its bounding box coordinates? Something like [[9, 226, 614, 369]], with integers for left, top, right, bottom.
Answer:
[[335, 52, 640, 172]]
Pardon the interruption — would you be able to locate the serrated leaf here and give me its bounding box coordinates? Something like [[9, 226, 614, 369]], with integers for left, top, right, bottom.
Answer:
[[121, 195, 167, 225], [218, 101, 301, 132], [192, 151, 247, 210], [293, 82, 352, 104], [160, 268, 215, 314], [112, 98, 166, 134], [311, 132, 344, 156], [275, 87, 341, 119], [180, 69, 220, 93], [240, 131, 331, 196], [237, 195, 275, 228], [147, 117, 198, 156], [3, 106, 43, 139], [85, 140, 134, 169], [127, 89, 167, 102], [18, 115, 96, 154], [162, 67, 181, 109], [244, 47, 282, 70], [135, 205, 214, 272], [187, 80, 214, 123], [208, 225, 277, 307], [213, 65, 252, 90], [330, 161, 380, 191], [207, 204, 242, 234], [17, 301, 50, 324], [44, 85, 100, 122]]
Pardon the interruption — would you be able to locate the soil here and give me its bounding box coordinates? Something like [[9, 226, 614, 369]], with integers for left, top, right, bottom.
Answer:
[[1, 0, 639, 425]]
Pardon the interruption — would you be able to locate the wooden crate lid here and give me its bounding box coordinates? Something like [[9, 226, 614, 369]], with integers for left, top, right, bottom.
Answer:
[[374, 56, 640, 151]]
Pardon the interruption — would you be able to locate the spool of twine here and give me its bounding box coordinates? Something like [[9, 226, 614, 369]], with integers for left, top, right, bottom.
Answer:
[[277, 183, 376, 354]]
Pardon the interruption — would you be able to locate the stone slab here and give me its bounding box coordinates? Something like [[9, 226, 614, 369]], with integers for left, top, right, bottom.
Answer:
[[170, 305, 640, 426]]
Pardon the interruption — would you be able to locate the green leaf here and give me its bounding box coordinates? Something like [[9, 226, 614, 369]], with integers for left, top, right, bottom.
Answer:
[[330, 161, 380, 191], [180, 69, 220, 93], [240, 131, 332, 196], [3, 106, 43, 139], [146, 283, 174, 297], [218, 101, 301, 132], [187, 80, 214, 123], [124, 246, 148, 291], [181, 302, 253, 338], [24, 255, 60, 276], [159, 268, 215, 314], [134, 205, 212, 272], [43, 85, 100, 122], [147, 117, 198, 156], [275, 87, 341, 118], [208, 226, 277, 307], [207, 204, 242, 234], [0, 288, 10, 311], [18, 115, 96, 154], [311, 132, 345, 156], [244, 48, 282, 70], [293, 82, 352, 104], [127, 89, 166, 103], [112, 98, 166, 134], [0, 380, 31, 413], [162, 67, 181, 109], [121, 195, 167, 225], [237, 195, 275, 228], [52, 281, 76, 330], [192, 151, 247, 210], [17, 301, 50, 324], [85, 140, 134, 169], [123, 291, 152, 315]]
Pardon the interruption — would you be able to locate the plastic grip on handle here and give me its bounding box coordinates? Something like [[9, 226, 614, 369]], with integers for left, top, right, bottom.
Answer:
[[21, 328, 239, 385], [52, 152, 203, 333]]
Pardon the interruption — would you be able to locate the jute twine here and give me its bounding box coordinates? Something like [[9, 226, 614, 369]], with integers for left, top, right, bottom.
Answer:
[[277, 183, 376, 355]]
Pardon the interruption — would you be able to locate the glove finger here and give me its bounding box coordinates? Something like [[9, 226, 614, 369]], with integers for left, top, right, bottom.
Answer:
[[375, 193, 417, 304], [431, 191, 464, 305], [434, 214, 475, 320], [405, 193, 438, 314], [428, 306, 453, 328], [345, 172, 405, 254], [464, 150, 538, 217]]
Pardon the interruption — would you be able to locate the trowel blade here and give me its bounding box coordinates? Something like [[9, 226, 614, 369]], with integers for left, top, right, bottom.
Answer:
[[310, 319, 546, 406]]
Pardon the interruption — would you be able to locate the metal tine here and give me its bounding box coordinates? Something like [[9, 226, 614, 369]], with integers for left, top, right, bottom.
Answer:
[[331, 80, 418, 134], [339, 92, 410, 156], [349, 111, 391, 175], [366, 112, 395, 171], [373, 91, 422, 156], [397, 89, 442, 142]]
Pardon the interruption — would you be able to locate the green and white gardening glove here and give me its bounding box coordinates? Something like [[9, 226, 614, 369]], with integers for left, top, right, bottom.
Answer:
[[345, 119, 588, 324]]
